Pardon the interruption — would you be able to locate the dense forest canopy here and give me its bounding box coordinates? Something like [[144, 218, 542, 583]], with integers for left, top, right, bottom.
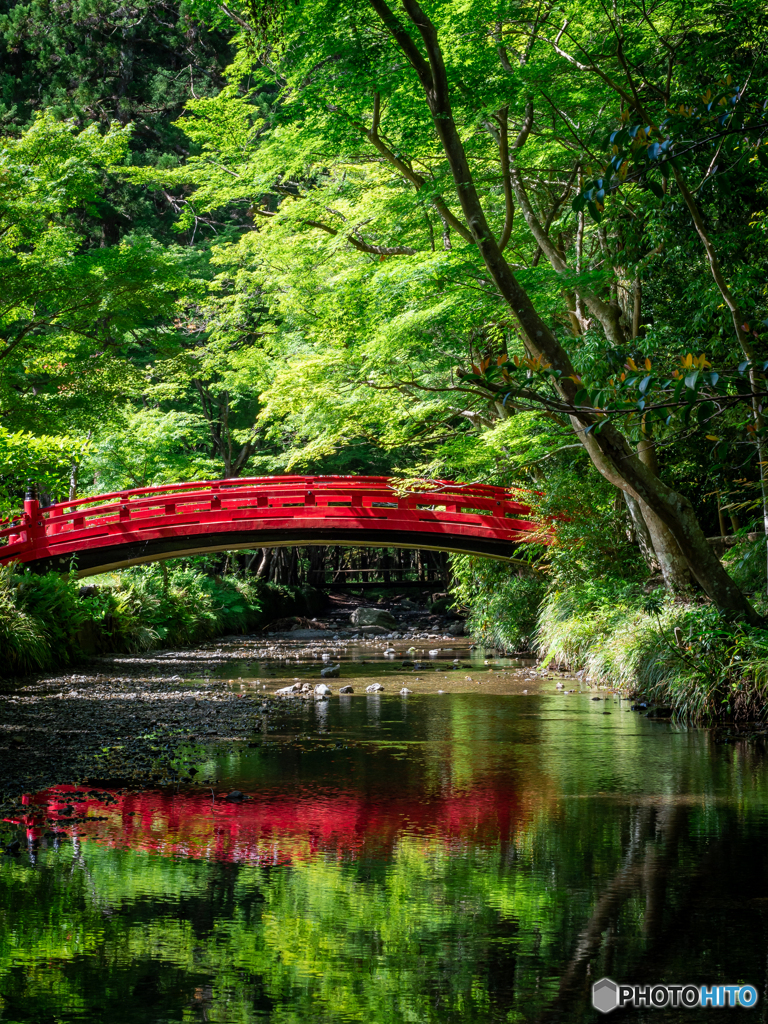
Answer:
[[2, 0, 768, 681]]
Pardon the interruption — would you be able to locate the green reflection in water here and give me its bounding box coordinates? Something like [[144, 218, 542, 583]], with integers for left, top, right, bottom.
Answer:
[[2, 694, 768, 1023]]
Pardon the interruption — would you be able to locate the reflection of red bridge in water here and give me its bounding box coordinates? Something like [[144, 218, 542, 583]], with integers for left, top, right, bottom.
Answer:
[[11, 780, 538, 864], [0, 475, 541, 577]]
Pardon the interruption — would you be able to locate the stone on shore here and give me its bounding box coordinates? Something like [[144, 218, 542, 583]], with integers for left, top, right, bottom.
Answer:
[[350, 607, 398, 629]]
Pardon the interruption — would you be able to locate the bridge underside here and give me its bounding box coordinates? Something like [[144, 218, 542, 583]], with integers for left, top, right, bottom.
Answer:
[[25, 529, 527, 578]]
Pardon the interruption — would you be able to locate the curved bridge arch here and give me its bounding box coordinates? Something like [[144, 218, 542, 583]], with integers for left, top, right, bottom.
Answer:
[[0, 476, 541, 578]]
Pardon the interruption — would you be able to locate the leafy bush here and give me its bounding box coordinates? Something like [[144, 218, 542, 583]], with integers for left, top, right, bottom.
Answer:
[[0, 565, 51, 674], [451, 554, 545, 651], [723, 532, 767, 596], [15, 569, 91, 666], [105, 563, 265, 649]]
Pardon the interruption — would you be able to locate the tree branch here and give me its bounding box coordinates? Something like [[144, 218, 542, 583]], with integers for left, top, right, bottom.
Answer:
[[362, 92, 473, 243], [304, 218, 417, 255]]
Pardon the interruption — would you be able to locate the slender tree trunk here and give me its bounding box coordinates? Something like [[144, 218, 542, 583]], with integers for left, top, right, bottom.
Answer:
[[632, 277, 642, 339], [68, 461, 80, 503], [636, 439, 692, 592], [256, 547, 272, 579], [624, 493, 658, 572], [68, 431, 91, 501], [716, 492, 728, 541]]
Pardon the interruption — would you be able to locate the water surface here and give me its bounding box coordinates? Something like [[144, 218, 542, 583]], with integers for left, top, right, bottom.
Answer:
[[2, 644, 767, 1022]]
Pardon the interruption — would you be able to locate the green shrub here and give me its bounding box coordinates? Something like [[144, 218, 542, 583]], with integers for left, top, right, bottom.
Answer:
[[451, 555, 545, 651], [15, 569, 90, 666], [723, 532, 767, 596], [0, 565, 51, 674]]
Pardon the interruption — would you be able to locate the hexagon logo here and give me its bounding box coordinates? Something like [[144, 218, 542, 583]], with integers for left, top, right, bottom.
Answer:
[[592, 977, 619, 1014]]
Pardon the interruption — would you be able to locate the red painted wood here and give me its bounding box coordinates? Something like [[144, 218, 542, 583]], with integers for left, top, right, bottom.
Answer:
[[0, 475, 542, 572]]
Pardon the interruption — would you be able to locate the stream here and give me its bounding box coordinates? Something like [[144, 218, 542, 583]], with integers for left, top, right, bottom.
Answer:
[[2, 630, 768, 1022]]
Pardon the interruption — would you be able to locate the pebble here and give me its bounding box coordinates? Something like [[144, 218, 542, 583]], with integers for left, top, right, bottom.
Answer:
[[366, 683, 384, 693]]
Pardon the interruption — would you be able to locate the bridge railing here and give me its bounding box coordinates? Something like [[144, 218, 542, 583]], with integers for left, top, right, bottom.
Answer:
[[0, 476, 542, 564]]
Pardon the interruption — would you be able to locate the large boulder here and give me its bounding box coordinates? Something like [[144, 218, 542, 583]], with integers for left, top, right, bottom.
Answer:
[[350, 607, 398, 629]]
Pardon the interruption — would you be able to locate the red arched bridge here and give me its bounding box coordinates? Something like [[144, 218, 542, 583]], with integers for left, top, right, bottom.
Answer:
[[0, 476, 541, 578]]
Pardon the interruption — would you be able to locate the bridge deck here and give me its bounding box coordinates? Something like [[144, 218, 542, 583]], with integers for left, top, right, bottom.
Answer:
[[0, 476, 542, 577]]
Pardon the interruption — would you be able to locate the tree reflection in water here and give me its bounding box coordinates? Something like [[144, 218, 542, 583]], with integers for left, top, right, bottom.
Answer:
[[1, 693, 767, 1023]]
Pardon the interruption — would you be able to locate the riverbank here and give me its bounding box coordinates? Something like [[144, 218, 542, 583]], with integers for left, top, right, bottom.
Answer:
[[534, 585, 768, 722], [0, 562, 325, 678], [0, 591, 477, 806], [457, 563, 768, 721]]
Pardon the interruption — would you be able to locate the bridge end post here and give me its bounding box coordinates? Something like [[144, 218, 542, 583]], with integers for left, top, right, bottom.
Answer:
[[22, 480, 43, 550], [24, 480, 40, 518]]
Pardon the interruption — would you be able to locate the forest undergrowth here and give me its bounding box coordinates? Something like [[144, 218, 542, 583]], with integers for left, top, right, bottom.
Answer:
[[0, 561, 318, 679]]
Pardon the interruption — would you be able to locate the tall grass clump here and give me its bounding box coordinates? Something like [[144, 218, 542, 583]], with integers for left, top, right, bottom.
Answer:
[[0, 564, 51, 674], [537, 581, 768, 722]]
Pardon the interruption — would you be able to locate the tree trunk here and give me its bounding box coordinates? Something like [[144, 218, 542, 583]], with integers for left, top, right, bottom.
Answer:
[[68, 460, 80, 503], [636, 440, 692, 593], [624, 493, 658, 572], [256, 547, 272, 579], [308, 546, 326, 588]]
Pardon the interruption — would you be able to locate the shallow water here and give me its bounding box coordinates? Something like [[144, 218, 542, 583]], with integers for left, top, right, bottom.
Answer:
[[2, 641, 768, 1022]]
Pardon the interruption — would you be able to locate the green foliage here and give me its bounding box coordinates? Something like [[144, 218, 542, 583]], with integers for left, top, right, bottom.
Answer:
[[451, 555, 544, 652], [536, 580, 768, 721], [723, 533, 768, 595], [0, 113, 187, 439], [106, 562, 265, 648], [15, 567, 92, 666], [0, 565, 50, 674], [0, 427, 90, 512], [84, 406, 217, 492], [0, 561, 316, 676]]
